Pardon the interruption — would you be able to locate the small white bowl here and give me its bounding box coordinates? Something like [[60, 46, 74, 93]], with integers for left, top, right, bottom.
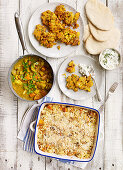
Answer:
[[99, 48, 121, 70]]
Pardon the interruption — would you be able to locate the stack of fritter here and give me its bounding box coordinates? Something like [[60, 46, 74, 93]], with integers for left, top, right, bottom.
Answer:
[[33, 5, 80, 48]]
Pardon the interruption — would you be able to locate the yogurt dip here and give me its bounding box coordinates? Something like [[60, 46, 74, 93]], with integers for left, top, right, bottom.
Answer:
[[78, 64, 95, 77], [99, 48, 120, 70]]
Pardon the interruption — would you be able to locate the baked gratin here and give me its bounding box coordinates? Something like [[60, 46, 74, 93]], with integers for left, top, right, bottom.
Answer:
[[37, 104, 98, 159]]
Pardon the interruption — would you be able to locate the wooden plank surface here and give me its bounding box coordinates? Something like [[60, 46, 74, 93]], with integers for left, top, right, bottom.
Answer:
[[0, 0, 19, 169], [17, 0, 47, 169], [104, 0, 123, 170], [74, 0, 105, 169], [0, 0, 122, 169]]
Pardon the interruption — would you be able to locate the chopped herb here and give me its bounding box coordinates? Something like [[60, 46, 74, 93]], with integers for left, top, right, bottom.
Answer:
[[27, 89, 33, 95], [32, 74, 36, 81], [103, 58, 108, 65], [104, 54, 109, 58], [23, 83, 28, 90], [35, 62, 39, 65], [20, 75, 25, 80], [30, 58, 34, 62], [11, 75, 15, 82], [28, 83, 35, 89], [22, 61, 28, 72], [29, 80, 33, 84]]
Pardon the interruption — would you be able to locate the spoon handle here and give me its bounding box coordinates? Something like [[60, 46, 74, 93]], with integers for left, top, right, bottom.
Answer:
[[93, 78, 102, 102]]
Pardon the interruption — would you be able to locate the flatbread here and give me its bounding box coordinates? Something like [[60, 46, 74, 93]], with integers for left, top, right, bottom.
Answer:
[[85, 28, 120, 55], [85, 0, 114, 31], [83, 25, 90, 42], [89, 22, 115, 42]]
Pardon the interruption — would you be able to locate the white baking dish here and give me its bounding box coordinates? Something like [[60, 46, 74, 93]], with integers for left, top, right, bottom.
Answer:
[[31, 102, 100, 162]]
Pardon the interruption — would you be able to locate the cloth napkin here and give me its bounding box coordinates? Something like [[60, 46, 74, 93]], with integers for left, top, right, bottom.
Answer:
[[17, 96, 52, 145], [17, 96, 90, 169]]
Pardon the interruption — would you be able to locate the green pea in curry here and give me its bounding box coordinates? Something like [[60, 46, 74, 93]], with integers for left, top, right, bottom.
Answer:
[[11, 56, 53, 100]]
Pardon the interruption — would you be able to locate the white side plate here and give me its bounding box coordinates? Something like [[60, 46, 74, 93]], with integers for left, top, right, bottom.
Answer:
[[57, 55, 104, 100]]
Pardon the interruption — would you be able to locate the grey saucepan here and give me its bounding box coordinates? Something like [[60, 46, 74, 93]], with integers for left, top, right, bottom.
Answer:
[[8, 12, 54, 102]]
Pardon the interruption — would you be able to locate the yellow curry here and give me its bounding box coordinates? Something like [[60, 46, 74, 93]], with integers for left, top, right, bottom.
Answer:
[[11, 56, 53, 100]]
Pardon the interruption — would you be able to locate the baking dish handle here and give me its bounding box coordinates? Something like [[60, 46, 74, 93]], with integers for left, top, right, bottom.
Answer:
[[30, 120, 36, 132]]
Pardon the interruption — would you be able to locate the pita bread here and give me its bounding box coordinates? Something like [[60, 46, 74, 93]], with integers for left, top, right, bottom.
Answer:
[[85, 28, 120, 55], [83, 25, 90, 42], [89, 22, 115, 42], [85, 0, 114, 31]]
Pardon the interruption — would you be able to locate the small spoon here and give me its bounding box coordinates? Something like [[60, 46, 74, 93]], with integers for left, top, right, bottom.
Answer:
[[78, 64, 102, 102]]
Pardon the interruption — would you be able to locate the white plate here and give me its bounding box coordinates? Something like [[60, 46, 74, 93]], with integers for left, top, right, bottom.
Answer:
[[28, 2, 84, 58], [58, 55, 104, 100]]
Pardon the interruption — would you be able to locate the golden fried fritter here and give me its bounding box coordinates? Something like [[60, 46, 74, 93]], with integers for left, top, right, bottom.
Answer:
[[33, 5, 80, 48], [73, 12, 80, 29], [57, 45, 61, 50], [41, 10, 65, 33], [54, 4, 66, 21], [66, 74, 79, 92], [73, 13, 80, 23], [40, 32, 56, 48], [57, 27, 80, 46], [66, 60, 75, 73], [63, 12, 74, 26], [76, 76, 93, 92], [63, 12, 80, 28], [33, 24, 56, 48], [33, 24, 46, 41], [54, 5, 80, 29], [66, 74, 93, 92]]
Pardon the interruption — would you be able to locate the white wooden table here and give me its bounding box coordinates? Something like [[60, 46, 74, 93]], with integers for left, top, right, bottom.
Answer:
[[0, 0, 123, 169]]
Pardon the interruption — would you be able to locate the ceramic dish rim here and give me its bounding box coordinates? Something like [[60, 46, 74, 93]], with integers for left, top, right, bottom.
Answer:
[[99, 48, 122, 71], [34, 101, 100, 162]]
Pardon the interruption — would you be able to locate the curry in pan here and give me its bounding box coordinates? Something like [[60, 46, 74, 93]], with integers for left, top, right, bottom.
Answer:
[[11, 56, 53, 100]]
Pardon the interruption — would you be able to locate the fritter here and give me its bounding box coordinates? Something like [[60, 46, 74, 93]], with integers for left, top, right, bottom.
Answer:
[[54, 5, 80, 29], [41, 10, 65, 33], [66, 74, 93, 92], [66, 60, 75, 73], [33, 5, 80, 48], [54, 4, 66, 21], [33, 24, 56, 48], [57, 27, 80, 46]]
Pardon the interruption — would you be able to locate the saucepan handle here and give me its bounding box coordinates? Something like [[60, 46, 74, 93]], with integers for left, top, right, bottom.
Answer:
[[30, 120, 36, 132], [15, 12, 28, 54]]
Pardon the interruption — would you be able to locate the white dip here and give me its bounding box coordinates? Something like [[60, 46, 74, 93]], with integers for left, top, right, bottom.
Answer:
[[78, 64, 95, 77], [99, 49, 120, 70]]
